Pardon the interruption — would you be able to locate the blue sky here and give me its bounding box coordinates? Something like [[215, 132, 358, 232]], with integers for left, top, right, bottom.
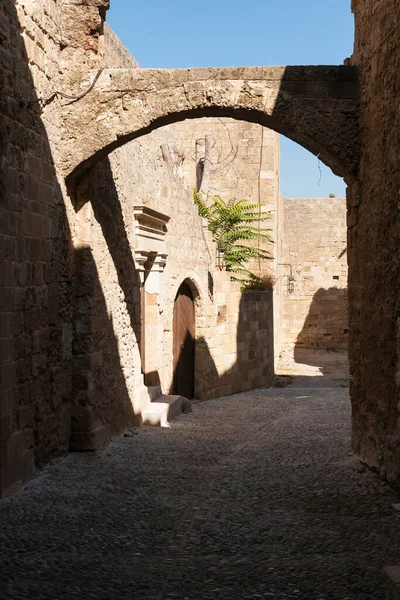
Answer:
[[107, 1, 354, 197]]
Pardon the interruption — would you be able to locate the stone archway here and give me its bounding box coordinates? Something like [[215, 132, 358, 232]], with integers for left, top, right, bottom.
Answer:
[[60, 65, 360, 199], [61, 62, 359, 453]]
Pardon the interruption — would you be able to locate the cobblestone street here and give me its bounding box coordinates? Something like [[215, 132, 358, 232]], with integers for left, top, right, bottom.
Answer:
[[1, 357, 399, 600]]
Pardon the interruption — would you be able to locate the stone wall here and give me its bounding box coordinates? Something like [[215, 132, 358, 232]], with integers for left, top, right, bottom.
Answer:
[[102, 23, 139, 69], [70, 171, 141, 450], [349, 0, 400, 484], [0, 0, 110, 497], [280, 197, 348, 353], [0, 0, 71, 498], [196, 273, 273, 400]]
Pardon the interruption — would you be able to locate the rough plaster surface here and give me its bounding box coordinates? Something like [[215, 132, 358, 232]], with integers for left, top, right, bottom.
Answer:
[[1, 376, 399, 600]]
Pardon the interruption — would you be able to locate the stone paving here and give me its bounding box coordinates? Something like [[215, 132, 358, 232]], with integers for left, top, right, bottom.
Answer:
[[1, 353, 400, 599]]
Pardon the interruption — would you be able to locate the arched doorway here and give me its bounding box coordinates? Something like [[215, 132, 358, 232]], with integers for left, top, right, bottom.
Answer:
[[172, 281, 196, 398]]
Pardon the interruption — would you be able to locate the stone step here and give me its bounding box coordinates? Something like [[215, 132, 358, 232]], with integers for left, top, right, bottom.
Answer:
[[142, 394, 183, 428], [147, 385, 162, 402]]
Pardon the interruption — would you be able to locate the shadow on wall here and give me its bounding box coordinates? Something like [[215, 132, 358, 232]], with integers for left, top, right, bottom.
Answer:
[[269, 66, 358, 180], [71, 156, 145, 448], [295, 287, 348, 351], [172, 286, 275, 401], [71, 246, 137, 450], [89, 157, 142, 348], [0, 0, 143, 496], [292, 287, 349, 379], [0, 0, 74, 495]]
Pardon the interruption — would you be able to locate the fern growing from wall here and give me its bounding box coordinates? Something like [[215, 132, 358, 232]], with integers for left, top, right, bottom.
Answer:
[[193, 191, 273, 288]]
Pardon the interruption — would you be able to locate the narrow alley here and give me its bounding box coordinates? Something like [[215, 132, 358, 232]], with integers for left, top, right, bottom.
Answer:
[[1, 354, 399, 600]]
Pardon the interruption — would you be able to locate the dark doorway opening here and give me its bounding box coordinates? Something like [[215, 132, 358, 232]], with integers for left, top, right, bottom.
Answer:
[[172, 281, 196, 398]]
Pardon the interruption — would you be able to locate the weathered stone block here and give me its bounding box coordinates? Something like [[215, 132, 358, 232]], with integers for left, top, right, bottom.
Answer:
[[0, 361, 17, 391], [22, 211, 52, 238], [69, 424, 109, 452]]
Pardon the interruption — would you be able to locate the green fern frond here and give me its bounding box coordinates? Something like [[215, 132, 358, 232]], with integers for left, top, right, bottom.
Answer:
[[193, 190, 273, 284]]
